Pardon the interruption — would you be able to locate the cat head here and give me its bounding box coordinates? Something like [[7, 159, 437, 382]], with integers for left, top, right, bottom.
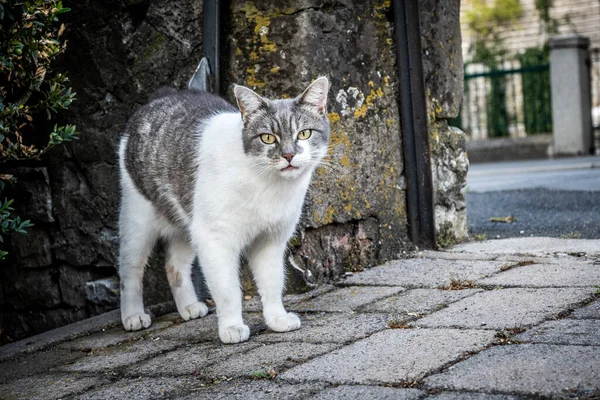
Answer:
[[233, 77, 330, 179]]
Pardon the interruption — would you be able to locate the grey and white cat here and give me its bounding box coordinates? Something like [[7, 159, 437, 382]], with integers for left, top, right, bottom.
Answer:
[[118, 77, 330, 343]]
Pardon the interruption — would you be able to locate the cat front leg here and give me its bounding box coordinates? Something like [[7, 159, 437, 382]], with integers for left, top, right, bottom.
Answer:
[[194, 233, 249, 344], [247, 236, 301, 333]]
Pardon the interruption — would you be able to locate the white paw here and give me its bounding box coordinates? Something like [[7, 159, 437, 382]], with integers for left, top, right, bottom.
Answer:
[[179, 301, 209, 321], [219, 324, 250, 344], [267, 312, 301, 333], [122, 313, 152, 331]]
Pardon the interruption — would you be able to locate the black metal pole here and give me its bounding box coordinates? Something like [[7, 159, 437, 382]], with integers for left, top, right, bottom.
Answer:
[[203, 0, 221, 94], [392, 0, 436, 248]]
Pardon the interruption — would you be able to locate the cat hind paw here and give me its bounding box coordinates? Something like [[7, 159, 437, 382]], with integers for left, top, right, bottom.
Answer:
[[122, 313, 152, 331]]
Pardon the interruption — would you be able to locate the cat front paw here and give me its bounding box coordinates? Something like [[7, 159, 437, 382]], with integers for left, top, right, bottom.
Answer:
[[179, 301, 209, 321], [122, 313, 152, 331], [219, 324, 250, 344], [267, 312, 301, 332]]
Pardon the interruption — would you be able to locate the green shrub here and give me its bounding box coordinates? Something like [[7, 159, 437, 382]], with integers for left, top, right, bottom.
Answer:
[[0, 0, 77, 259]]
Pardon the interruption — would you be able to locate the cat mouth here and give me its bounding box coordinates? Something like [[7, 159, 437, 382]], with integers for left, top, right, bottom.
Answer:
[[281, 165, 298, 172]]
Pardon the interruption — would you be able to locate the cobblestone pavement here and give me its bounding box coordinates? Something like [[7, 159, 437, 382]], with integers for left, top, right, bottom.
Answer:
[[1, 238, 599, 399]]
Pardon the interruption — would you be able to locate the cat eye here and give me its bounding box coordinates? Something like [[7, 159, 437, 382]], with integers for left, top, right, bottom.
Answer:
[[260, 134, 277, 144], [297, 129, 312, 140]]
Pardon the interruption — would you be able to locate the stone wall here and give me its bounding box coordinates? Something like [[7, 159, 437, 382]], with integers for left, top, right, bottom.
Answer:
[[421, 0, 469, 247], [1, 0, 466, 342]]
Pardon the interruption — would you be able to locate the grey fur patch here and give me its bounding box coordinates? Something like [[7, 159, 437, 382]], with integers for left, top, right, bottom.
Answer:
[[240, 98, 330, 159], [123, 88, 236, 225]]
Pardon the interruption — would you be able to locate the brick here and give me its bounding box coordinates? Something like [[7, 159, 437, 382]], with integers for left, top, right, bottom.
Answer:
[[361, 288, 481, 315], [424, 344, 600, 397], [312, 386, 423, 399], [478, 261, 600, 287], [207, 342, 339, 378], [279, 329, 496, 385], [127, 342, 260, 376], [413, 288, 595, 329], [344, 259, 503, 288], [256, 312, 389, 344], [290, 286, 404, 312], [58, 337, 182, 372], [517, 319, 600, 345], [0, 374, 103, 400]]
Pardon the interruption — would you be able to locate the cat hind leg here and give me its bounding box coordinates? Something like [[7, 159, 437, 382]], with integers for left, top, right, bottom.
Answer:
[[165, 235, 208, 321]]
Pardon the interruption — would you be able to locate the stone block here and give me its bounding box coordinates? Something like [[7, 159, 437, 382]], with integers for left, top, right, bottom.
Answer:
[[207, 342, 338, 378], [290, 286, 404, 312], [424, 344, 600, 398], [10, 225, 53, 267], [58, 337, 182, 372], [517, 319, 600, 345], [451, 237, 600, 258], [76, 377, 201, 400], [6, 167, 54, 222], [343, 258, 503, 288], [427, 393, 520, 400], [0, 374, 103, 400], [179, 380, 325, 400], [158, 313, 266, 342], [127, 342, 260, 377], [361, 288, 482, 315], [256, 312, 389, 344], [85, 275, 120, 313], [0, 348, 85, 384], [478, 261, 600, 287], [62, 320, 174, 352], [413, 288, 595, 330], [2, 268, 62, 309], [571, 299, 600, 319], [59, 266, 105, 308], [312, 386, 423, 400], [279, 329, 496, 385]]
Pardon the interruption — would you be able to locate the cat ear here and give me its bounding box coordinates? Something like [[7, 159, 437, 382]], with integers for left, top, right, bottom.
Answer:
[[296, 76, 329, 114], [233, 85, 268, 119]]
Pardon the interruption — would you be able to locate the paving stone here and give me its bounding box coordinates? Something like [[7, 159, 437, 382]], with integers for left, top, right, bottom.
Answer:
[[361, 289, 482, 315], [343, 259, 503, 288], [207, 342, 339, 378], [290, 286, 404, 312], [571, 299, 600, 319], [279, 329, 496, 385], [311, 385, 424, 399], [427, 393, 520, 400], [58, 337, 182, 372], [0, 373, 104, 400], [179, 380, 326, 400], [243, 286, 338, 312], [61, 320, 174, 351], [478, 261, 600, 287], [158, 313, 266, 342], [0, 347, 85, 384], [517, 319, 600, 345], [413, 288, 595, 330], [424, 344, 600, 398], [420, 250, 499, 261], [74, 377, 201, 400], [127, 342, 260, 376], [451, 237, 600, 258], [256, 312, 389, 344]]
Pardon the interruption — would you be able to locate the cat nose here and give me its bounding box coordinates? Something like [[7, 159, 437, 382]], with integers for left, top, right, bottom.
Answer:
[[282, 153, 295, 162]]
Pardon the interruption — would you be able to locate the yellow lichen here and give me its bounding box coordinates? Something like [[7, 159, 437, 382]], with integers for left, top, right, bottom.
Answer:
[[340, 155, 351, 167], [354, 104, 368, 119], [327, 112, 341, 123], [270, 66, 280, 73]]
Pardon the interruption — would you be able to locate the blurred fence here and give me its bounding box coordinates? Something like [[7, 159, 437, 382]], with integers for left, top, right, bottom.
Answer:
[[591, 48, 600, 152], [451, 60, 552, 140]]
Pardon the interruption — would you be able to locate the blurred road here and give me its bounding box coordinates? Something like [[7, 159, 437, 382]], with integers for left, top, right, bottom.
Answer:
[[466, 156, 600, 239]]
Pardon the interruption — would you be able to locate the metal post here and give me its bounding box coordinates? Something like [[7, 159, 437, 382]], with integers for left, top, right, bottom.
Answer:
[[392, 0, 436, 248]]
